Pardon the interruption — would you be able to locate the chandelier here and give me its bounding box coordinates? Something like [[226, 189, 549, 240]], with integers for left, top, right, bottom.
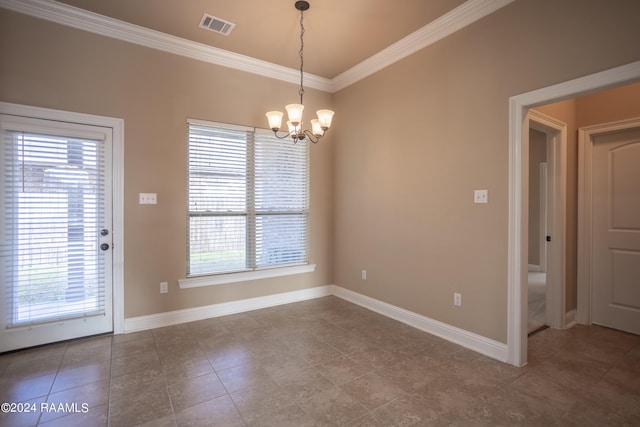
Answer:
[[265, 1, 334, 144]]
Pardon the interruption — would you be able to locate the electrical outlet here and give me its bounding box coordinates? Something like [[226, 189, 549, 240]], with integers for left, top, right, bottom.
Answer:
[[454, 293, 462, 307], [474, 189, 488, 204], [160, 282, 168, 294], [361, 270, 367, 280]]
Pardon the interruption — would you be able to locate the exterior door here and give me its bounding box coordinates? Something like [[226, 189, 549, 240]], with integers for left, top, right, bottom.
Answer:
[[0, 114, 113, 352], [591, 124, 640, 335]]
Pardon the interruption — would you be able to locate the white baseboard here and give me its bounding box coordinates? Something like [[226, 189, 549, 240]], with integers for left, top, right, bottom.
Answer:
[[123, 284, 508, 363], [330, 286, 508, 363], [124, 285, 332, 333]]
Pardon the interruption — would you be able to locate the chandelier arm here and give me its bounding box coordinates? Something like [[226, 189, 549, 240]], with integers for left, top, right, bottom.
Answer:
[[302, 129, 321, 144], [272, 130, 295, 140]]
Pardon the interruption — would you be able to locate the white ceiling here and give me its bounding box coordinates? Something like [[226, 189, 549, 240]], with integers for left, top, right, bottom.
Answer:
[[1, 0, 514, 91]]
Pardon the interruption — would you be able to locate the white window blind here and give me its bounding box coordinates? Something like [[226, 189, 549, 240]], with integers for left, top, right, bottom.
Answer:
[[254, 129, 309, 268], [1, 129, 106, 327], [187, 121, 309, 276]]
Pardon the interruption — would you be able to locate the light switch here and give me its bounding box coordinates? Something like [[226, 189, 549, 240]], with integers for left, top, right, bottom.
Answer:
[[474, 189, 488, 204], [139, 193, 157, 204]]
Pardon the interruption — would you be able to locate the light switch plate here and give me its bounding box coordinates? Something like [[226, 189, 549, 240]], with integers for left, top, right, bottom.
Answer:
[[139, 193, 157, 204], [474, 189, 488, 204], [454, 293, 462, 307]]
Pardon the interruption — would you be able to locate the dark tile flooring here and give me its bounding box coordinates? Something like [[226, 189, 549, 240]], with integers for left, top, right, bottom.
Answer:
[[0, 296, 639, 426]]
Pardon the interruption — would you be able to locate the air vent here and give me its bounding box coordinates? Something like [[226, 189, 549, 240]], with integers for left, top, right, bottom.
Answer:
[[199, 14, 235, 36]]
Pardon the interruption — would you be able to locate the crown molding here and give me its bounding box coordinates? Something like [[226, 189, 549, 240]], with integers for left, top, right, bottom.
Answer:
[[331, 0, 515, 92], [0, 0, 333, 92], [0, 0, 513, 93]]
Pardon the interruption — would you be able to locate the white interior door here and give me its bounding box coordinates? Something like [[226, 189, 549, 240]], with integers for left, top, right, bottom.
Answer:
[[0, 114, 113, 352], [591, 125, 640, 335], [540, 162, 548, 273]]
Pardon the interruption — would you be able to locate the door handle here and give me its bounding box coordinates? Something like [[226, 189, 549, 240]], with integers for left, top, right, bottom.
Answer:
[[101, 229, 110, 236], [100, 243, 110, 251]]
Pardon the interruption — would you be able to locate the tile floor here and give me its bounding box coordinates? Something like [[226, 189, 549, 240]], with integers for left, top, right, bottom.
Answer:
[[0, 296, 639, 426]]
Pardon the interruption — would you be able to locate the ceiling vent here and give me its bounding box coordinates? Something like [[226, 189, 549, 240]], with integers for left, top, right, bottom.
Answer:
[[199, 14, 235, 36]]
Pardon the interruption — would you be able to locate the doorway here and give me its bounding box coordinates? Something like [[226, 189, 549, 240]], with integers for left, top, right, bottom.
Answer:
[[523, 110, 567, 335], [527, 128, 548, 334], [507, 60, 640, 367], [527, 110, 567, 336], [0, 103, 125, 352]]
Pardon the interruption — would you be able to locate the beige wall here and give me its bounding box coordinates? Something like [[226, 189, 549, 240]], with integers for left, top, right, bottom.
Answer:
[[332, 0, 640, 343], [576, 82, 640, 128], [1, 0, 640, 343], [0, 10, 334, 319]]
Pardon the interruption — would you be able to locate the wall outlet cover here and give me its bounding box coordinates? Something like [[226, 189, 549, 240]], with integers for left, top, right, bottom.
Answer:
[[474, 189, 488, 204]]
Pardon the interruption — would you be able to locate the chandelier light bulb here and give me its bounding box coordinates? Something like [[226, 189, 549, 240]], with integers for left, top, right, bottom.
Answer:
[[266, 111, 284, 131], [316, 110, 334, 130], [311, 119, 323, 136], [285, 104, 304, 127]]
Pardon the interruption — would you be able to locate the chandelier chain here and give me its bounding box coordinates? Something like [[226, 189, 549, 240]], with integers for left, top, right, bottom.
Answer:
[[298, 9, 305, 103]]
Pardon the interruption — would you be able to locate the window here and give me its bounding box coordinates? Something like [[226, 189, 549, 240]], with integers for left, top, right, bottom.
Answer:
[[187, 119, 309, 278]]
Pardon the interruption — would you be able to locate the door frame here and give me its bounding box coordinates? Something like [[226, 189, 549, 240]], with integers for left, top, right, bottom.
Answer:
[[528, 110, 566, 331], [507, 60, 640, 367], [0, 101, 125, 335], [577, 117, 640, 325]]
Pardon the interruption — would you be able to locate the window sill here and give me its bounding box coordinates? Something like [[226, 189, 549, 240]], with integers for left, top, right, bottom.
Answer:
[[178, 264, 316, 289]]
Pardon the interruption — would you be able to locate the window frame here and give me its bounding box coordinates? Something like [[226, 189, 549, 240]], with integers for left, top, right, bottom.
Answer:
[[179, 119, 315, 289]]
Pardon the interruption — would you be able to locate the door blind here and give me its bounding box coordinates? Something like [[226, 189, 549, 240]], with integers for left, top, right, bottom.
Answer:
[[1, 130, 106, 328]]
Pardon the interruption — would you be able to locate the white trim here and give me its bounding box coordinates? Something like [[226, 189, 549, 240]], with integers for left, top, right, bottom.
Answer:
[[331, 0, 515, 92], [0, 101, 125, 335], [576, 117, 640, 326], [0, 0, 514, 93], [178, 264, 316, 289], [0, 0, 331, 92], [187, 118, 254, 133], [507, 60, 640, 367], [577, 125, 594, 326], [112, 115, 125, 334], [508, 97, 527, 366], [331, 286, 508, 362], [124, 283, 508, 363], [124, 285, 331, 332]]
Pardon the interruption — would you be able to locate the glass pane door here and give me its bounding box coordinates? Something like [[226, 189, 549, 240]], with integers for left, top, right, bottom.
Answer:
[[1, 116, 113, 352]]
